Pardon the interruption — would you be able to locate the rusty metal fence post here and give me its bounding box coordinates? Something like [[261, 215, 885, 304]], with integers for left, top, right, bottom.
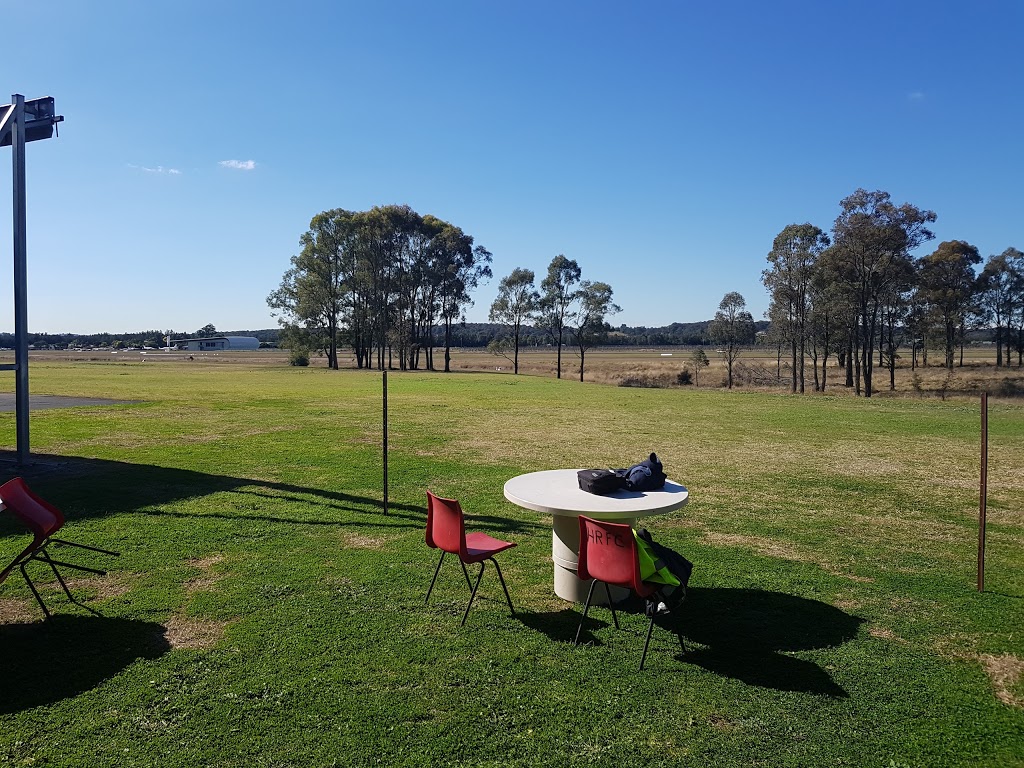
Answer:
[[978, 392, 988, 592]]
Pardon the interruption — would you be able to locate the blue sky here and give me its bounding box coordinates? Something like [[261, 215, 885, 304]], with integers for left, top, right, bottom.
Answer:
[[1, 1, 1021, 334]]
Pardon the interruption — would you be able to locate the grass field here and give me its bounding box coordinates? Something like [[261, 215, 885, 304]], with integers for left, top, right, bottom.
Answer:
[[0, 356, 1022, 767]]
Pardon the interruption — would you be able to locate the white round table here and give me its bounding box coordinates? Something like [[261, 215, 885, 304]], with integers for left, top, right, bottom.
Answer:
[[503, 469, 689, 603]]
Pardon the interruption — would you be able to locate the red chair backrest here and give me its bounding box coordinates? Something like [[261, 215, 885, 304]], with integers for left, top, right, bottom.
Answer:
[[425, 490, 466, 558], [0, 477, 64, 542], [577, 515, 644, 591]]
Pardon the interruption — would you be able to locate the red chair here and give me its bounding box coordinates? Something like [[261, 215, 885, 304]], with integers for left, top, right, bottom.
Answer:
[[425, 490, 516, 626], [0, 477, 120, 619], [574, 515, 684, 670]]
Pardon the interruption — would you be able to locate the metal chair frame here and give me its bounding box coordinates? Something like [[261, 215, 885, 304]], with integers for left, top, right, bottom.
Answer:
[[424, 490, 516, 626], [0, 478, 120, 619], [573, 515, 685, 670]]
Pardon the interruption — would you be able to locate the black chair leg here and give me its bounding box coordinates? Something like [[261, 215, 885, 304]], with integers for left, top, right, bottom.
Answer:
[[50, 538, 120, 558], [39, 549, 102, 616], [574, 578, 599, 646], [639, 614, 656, 671], [19, 562, 51, 619], [489, 558, 515, 616], [426, 551, 446, 604], [603, 582, 620, 630], [461, 562, 486, 627], [459, 560, 473, 590]]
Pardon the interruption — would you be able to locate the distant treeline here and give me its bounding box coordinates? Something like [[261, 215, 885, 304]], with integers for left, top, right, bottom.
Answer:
[[0, 328, 280, 350], [14, 321, 998, 351]]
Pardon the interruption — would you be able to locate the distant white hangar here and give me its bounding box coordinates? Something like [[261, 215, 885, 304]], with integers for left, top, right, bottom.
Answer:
[[172, 336, 261, 352]]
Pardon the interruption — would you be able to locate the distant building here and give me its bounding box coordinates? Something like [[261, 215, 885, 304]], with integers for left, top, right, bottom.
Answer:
[[172, 336, 260, 352]]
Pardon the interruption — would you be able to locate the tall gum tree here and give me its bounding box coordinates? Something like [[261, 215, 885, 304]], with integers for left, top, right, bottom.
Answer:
[[267, 208, 358, 370], [488, 268, 539, 374], [917, 240, 982, 369], [539, 255, 581, 379], [571, 280, 620, 382], [708, 292, 755, 389], [979, 247, 1024, 367], [270, 206, 489, 371], [829, 189, 935, 397], [762, 223, 830, 393]]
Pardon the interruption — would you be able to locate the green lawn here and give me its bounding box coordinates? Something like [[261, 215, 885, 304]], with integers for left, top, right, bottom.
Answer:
[[1, 361, 1022, 767]]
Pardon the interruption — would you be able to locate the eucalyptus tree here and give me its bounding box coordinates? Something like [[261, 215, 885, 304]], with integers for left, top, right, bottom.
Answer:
[[270, 205, 490, 372], [916, 240, 982, 369], [488, 268, 539, 374], [829, 189, 936, 397], [393, 210, 434, 370], [431, 223, 492, 373], [708, 292, 756, 389], [570, 281, 621, 382], [689, 348, 710, 387], [762, 302, 789, 382], [979, 248, 1024, 367], [539, 255, 581, 379], [807, 257, 853, 392], [267, 208, 359, 370], [762, 223, 830, 393], [358, 205, 413, 369]]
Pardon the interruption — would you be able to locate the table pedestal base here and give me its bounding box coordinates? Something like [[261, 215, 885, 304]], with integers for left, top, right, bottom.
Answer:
[[552, 514, 633, 605]]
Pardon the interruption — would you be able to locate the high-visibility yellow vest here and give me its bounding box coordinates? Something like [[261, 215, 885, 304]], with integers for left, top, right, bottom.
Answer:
[[633, 530, 681, 587]]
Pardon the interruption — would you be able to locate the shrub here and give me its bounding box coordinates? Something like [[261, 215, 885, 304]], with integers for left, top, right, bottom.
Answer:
[[619, 374, 666, 388], [997, 377, 1024, 397], [910, 371, 923, 394], [677, 368, 693, 386], [289, 348, 311, 367]]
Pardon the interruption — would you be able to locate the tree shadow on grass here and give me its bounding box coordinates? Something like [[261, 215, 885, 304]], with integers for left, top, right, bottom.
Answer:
[[518, 587, 861, 697], [0, 614, 170, 714], [0, 452, 544, 539]]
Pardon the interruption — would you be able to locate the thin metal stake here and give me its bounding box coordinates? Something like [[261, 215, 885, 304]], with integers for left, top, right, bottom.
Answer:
[[978, 391, 988, 592], [383, 370, 388, 515]]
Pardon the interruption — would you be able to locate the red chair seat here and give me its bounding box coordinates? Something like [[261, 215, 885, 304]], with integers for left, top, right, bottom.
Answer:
[[464, 532, 516, 562]]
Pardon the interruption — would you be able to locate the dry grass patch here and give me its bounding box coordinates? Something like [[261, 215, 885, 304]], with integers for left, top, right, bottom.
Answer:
[[703, 531, 807, 562], [60, 572, 137, 600], [337, 531, 393, 550], [184, 575, 220, 594], [184, 554, 226, 594], [701, 531, 874, 582], [868, 626, 912, 645], [187, 554, 225, 570], [980, 654, 1024, 707], [0, 597, 37, 624], [163, 614, 230, 650]]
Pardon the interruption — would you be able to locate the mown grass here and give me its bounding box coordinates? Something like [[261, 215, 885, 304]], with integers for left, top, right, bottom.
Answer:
[[0, 360, 1022, 767]]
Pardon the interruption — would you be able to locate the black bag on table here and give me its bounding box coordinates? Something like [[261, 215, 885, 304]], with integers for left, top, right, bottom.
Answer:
[[624, 453, 667, 491], [577, 469, 627, 495]]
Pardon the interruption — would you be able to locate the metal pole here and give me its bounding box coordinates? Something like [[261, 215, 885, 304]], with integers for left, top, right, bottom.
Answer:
[[12, 94, 29, 466], [978, 391, 988, 592], [383, 370, 388, 515]]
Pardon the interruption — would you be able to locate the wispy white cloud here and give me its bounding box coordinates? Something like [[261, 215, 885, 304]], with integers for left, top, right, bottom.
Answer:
[[129, 163, 182, 175], [908, 91, 925, 101], [219, 159, 257, 170]]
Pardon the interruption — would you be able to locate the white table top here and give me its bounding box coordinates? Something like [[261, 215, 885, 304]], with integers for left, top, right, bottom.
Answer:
[[503, 468, 688, 520]]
